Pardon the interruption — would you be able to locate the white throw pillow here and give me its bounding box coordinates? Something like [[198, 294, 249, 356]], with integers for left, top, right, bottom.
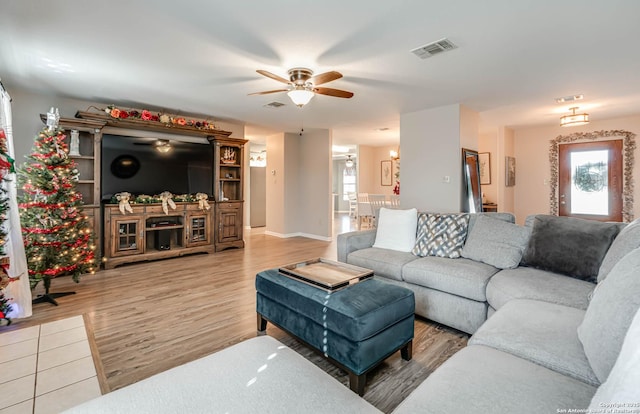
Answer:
[[372, 208, 418, 252]]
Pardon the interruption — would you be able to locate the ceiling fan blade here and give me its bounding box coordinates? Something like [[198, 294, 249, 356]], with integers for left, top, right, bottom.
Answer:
[[256, 69, 290, 84], [311, 71, 343, 86], [313, 87, 354, 99], [248, 89, 289, 96]]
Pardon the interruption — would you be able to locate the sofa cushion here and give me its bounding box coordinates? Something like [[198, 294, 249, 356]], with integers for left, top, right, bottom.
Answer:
[[468, 212, 515, 230], [392, 345, 596, 414], [588, 308, 640, 409], [521, 215, 620, 282], [65, 335, 382, 414], [597, 218, 640, 283], [578, 247, 640, 383], [402, 257, 498, 302], [412, 213, 469, 258], [346, 247, 419, 282], [372, 207, 417, 252], [461, 214, 531, 269], [469, 299, 598, 385], [486, 267, 595, 311]]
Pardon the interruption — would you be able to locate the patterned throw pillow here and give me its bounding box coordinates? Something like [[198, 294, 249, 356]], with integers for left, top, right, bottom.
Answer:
[[412, 213, 470, 258]]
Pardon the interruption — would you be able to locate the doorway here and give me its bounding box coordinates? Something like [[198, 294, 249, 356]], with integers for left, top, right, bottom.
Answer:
[[558, 140, 623, 222]]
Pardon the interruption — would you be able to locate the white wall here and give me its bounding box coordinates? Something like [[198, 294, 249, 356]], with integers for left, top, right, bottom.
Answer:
[[265, 133, 285, 233], [357, 145, 375, 194], [265, 130, 332, 240], [357, 145, 398, 196], [400, 104, 478, 211], [296, 130, 332, 239], [514, 114, 640, 224], [479, 131, 498, 204]]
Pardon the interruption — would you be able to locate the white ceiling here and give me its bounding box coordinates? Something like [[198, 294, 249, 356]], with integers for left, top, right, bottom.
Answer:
[[1, 1, 640, 147]]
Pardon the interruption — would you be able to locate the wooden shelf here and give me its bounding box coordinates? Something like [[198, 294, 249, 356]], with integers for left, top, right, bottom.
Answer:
[[146, 225, 184, 231], [70, 155, 95, 160]]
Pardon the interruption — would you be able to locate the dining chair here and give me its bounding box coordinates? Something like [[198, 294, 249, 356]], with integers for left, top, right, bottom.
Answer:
[[368, 194, 387, 227], [347, 192, 358, 218], [357, 193, 374, 229]]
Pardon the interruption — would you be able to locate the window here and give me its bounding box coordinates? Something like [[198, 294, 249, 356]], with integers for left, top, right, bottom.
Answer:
[[343, 167, 356, 201]]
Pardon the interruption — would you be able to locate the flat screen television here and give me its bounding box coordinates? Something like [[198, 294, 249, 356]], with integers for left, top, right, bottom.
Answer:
[[101, 134, 213, 201]]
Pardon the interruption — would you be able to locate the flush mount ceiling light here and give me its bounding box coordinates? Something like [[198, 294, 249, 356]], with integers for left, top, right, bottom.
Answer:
[[345, 155, 354, 168], [154, 139, 172, 153], [560, 107, 589, 127], [287, 85, 315, 107]]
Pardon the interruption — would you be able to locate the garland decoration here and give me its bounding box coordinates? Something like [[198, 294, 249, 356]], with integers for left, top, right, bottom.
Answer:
[[549, 130, 636, 222], [108, 193, 200, 209], [97, 105, 219, 131]]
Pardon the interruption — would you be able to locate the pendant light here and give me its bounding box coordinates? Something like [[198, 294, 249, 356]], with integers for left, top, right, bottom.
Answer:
[[560, 107, 589, 127]]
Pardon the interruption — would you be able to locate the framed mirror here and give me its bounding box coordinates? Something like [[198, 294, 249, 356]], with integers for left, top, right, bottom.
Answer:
[[462, 148, 482, 213]]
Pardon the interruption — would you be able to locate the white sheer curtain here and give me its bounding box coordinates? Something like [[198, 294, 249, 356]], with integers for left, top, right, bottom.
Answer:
[[0, 81, 32, 318]]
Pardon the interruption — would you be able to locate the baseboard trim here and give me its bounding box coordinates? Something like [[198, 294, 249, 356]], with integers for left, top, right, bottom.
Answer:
[[264, 231, 332, 242]]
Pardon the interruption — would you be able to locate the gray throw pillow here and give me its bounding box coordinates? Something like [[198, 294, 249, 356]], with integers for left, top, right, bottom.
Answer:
[[577, 247, 640, 383], [587, 308, 640, 409], [597, 218, 640, 283], [412, 213, 469, 258], [521, 215, 620, 282], [461, 214, 531, 269]]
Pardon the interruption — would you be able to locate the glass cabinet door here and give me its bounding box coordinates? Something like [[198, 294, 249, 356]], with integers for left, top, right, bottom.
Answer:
[[111, 217, 144, 256], [186, 212, 210, 247]]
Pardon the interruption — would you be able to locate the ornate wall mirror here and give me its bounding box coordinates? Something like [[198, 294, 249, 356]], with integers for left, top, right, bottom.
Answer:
[[462, 148, 482, 213]]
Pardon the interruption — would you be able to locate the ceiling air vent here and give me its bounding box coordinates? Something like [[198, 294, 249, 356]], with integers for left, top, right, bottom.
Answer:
[[264, 101, 285, 108], [411, 38, 457, 59], [555, 94, 584, 103]]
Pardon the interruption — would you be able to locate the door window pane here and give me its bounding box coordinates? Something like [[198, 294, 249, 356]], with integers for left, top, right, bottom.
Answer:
[[570, 150, 608, 215]]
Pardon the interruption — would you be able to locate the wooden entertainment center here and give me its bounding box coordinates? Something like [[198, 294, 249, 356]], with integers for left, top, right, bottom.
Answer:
[[48, 111, 248, 270]]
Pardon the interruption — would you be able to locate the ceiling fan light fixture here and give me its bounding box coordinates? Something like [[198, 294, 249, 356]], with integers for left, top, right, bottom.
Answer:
[[155, 139, 172, 153], [345, 155, 354, 168], [560, 107, 589, 127], [287, 86, 314, 107]]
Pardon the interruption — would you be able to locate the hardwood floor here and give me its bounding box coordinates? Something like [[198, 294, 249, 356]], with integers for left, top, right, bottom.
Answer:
[[3, 217, 468, 413]]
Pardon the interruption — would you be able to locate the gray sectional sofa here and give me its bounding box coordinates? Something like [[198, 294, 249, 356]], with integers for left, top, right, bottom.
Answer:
[[340, 211, 640, 412], [337, 212, 622, 334], [67, 211, 640, 413]]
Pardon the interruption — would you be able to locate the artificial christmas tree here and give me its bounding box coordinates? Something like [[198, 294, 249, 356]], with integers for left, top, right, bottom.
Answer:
[[17, 109, 97, 305]]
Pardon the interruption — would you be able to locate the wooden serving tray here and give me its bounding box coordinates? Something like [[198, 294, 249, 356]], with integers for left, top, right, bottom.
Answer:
[[278, 258, 373, 292]]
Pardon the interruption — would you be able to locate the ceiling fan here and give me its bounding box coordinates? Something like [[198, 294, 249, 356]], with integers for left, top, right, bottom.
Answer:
[[249, 67, 354, 107]]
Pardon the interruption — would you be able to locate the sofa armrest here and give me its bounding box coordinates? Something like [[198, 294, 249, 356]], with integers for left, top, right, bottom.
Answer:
[[337, 229, 377, 263]]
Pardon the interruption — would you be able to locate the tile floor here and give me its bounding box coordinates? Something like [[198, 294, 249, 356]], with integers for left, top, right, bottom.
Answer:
[[0, 315, 101, 414]]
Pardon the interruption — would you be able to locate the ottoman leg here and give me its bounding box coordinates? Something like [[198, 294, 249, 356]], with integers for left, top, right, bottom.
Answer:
[[257, 313, 268, 335], [401, 340, 413, 361], [349, 372, 366, 396]]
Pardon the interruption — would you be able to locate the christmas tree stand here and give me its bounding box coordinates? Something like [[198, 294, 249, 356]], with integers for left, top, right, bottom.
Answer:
[[32, 276, 75, 306]]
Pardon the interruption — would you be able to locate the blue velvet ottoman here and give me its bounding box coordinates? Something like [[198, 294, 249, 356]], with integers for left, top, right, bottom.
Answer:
[[256, 269, 415, 395]]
